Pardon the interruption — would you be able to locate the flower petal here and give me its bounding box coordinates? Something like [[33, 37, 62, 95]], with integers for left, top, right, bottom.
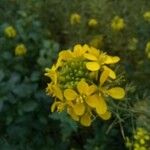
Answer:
[[77, 80, 89, 95], [86, 94, 99, 108], [58, 50, 72, 61], [107, 87, 125, 99], [51, 102, 64, 112], [88, 85, 97, 96], [83, 44, 91, 52], [51, 101, 58, 112], [73, 103, 85, 116], [64, 89, 77, 101], [103, 66, 116, 79], [99, 111, 112, 120], [80, 113, 92, 127], [84, 53, 98, 61], [95, 95, 107, 115], [73, 44, 86, 57], [100, 69, 109, 86], [67, 107, 79, 121], [105, 56, 120, 64], [86, 62, 100, 71], [53, 84, 63, 100], [89, 47, 100, 57]]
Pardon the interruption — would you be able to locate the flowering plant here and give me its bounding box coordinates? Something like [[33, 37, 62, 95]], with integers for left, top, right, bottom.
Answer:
[[45, 44, 125, 126]]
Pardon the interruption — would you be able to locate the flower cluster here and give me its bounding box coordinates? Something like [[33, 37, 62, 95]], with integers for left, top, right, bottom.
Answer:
[[45, 44, 125, 126], [125, 128, 150, 150], [15, 44, 27, 56], [70, 13, 81, 25], [4, 25, 17, 38], [111, 16, 125, 31]]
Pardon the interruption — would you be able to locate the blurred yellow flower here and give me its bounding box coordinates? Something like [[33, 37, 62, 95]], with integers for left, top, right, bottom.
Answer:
[[4, 25, 17, 38], [15, 44, 27, 56], [45, 44, 125, 126], [111, 16, 125, 31], [145, 41, 150, 58], [143, 11, 150, 22], [88, 18, 98, 28], [70, 13, 81, 25]]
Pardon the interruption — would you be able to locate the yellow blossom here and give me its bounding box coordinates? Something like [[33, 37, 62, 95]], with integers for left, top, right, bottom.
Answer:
[[143, 11, 150, 22], [88, 18, 98, 28], [15, 44, 27, 56], [45, 44, 125, 126], [4, 25, 17, 38], [70, 13, 81, 25], [111, 16, 125, 31], [84, 45, 120, 78]]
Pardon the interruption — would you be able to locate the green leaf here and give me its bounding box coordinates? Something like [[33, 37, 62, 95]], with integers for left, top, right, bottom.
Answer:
[[22, 101, 38, 112]]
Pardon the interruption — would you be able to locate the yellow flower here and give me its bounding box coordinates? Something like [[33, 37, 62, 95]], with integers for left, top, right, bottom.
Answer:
[[99, 69, 125, 99], [86, 68, 125, 119], [15, 44, 27, 56], [88, 18, 98, 28], [84, 46, 120, 78], [64, 80, 96, 126], [111, 16, 125, 31], [143, 11, 150, 22], [145, 41, 150, 58], [45, 44, 125, 126], [70, 13, 81, 25], [4, 25, 17, 38]]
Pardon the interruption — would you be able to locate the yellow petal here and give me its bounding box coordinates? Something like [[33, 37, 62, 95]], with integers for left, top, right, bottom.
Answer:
[[67, 107, 79, 121], [86, 62, 100, 71], [64, 89, 77, 101], [99, 111, 112, 120], [73, 103, 85, 116], [53, 84, 63, 100], [51, 102, 64, 112], [83, 44, 90, 52], [88, 85, 97, 96], [107, 87, 125, 99], [95, 95, 107, 115], [84, 53, 98, 61], [80, 113, 92, 127], [58, 50, 72, 60], [51, 101, 58, 112], [77, 80, 89, 95], [89, 47, 100, 57], [105, 56, 120, 64], [86, 94, 99, 108], [73, 44, 86, 57], [100, 69, 109, 86], [103, 66, 116, 79]]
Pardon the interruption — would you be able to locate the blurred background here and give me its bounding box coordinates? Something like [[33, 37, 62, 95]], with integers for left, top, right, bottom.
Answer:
[[0, 0, 150, 150]]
